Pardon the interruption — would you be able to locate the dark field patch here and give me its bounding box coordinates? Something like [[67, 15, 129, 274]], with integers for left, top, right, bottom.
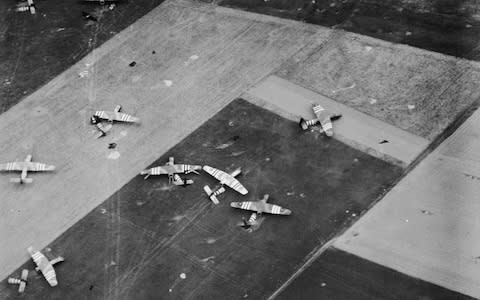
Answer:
[[0, 0, 164, 113], [0, 99, 401, 299], [211, 0, 480, 60], [276, 247, 475, 300]]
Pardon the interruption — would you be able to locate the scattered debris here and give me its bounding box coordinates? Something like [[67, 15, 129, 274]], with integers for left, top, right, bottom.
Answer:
[[100, 208, 107, 214], [215, 136, 239, 150], [321, 282, 327, 287], [163, 80, 173, 87], [184, 54, 200, 65], [464, 173, 480, 181], [369, 98, 377, 104], [231, 151, 246, 157], [199, 256, 215, 263], [56, 28, 66, 32], [421, 210, 433, 215], [179, 273, 187, 279], [405, 219, 409, 223], [107, 151, 121, 160], [352, 213, 357, 217], [109, 3, 115, 10], [206, 238, 216, 244], [466, 24, 473, 28], [129, 61, 136, 67], [299, 193, 305, 198], [78, 70, 89, 78], [82, 11, 97, 22], [365, 46, 372, 52], [353, 158, 359, 163], [407, 104, 415, 110], [228, 120, 235, 126], [379, 140, 389, 144], [171, 215, 184, 222], [215, 142, 234, 150], [131, 75, 142, 83], [265, 157, 270, 161], [345, 210, 350, 213], [286, 191, 295, 196], [332, 83, 355, 94], [405, 31, 412, 36], [108, 143, 117, 149], [93, 119, 113, 138]]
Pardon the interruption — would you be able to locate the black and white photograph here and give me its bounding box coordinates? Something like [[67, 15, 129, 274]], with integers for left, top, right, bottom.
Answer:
[[0, 0, 479, 299]]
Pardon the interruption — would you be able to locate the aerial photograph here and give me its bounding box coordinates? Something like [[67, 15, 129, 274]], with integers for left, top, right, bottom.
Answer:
[[0, 0, 479, 299]]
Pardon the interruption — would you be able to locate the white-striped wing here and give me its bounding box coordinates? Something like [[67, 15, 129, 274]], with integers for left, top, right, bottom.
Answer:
[[27, 247, 58, 287], [27, 162, 55, 172], [313, 104, 333, 137], [0, 162, 23, 171], [203, 166, 248, 195], [94, 110, 139, 123], [112, 112, 140, 123]]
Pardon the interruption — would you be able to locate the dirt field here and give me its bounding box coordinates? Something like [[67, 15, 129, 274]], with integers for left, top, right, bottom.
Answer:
[[1, 0, 479, 298], [0, 0, 165, 113], [243, 75, 429, 167], [0, 0, 325, 281], [276, 247, 474, 300], [0, 99, 402, 299], [335, 109, 480, 298], [211, 0, 480, 60]]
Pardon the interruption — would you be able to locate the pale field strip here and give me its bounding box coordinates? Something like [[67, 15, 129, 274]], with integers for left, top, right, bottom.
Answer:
[[334, 108, 480, 298], [278, 27, 480, 142], [243, 75, 429, 168], [0, 0, 327, 280]]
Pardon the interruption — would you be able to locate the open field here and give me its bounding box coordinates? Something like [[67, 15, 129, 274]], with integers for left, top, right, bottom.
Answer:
[[243, 75, 429, 167], [211, 0, 480, 60], [0, 99, 402, 299], [335, 108, 480, 298], [276, 247, 474, 300], [0, 0, 325, 280], [1, 0, 480, 298], [0, 0, 165, 113]]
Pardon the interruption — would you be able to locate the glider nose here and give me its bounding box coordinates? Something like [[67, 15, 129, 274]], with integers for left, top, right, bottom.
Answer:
[[46, 165, 55, 171], [49, 279, 58, 287], [140, 169, 152, 179], [230, 202, 242, 209], [281, 208, 292, 215]]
